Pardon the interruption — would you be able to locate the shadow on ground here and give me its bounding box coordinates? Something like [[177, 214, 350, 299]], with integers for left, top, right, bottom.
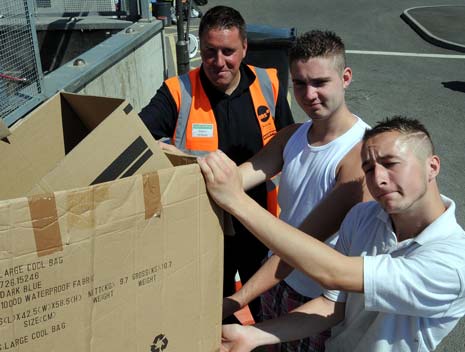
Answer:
[[442, 81, 465, 93]]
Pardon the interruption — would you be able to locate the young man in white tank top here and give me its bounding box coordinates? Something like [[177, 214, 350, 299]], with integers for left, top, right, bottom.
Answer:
[[221, 30, 372, 352]]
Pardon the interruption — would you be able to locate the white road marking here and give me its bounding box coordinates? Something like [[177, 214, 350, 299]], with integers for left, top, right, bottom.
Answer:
[[347, 50, 465, 59]]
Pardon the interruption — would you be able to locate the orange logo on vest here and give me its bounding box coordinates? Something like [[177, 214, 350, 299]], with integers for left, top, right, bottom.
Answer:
[[257, 105, 271, 122]]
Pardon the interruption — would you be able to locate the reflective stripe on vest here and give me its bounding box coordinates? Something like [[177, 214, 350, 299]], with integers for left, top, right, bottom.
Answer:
[[165, 65, 279, 155], [248, 66, 278, 146]]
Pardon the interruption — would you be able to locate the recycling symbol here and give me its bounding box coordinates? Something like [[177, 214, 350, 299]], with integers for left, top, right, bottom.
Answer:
[[151, 334, 168, 352]]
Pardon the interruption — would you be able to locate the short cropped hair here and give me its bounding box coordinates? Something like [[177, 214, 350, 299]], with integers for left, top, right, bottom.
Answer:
[[363, 116, 435, 155], [199, 6, 246, 42], [289, 30, 346, 73]]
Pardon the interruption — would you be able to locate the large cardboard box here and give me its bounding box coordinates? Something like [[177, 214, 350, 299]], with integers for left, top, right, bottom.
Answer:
[[0, 165, 223, 351], [0, 92, 173, 200], [0, 93, 223, 351]]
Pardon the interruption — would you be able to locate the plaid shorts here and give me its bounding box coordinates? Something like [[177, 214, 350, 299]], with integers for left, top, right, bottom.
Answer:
[[261, 281, 331, 352]]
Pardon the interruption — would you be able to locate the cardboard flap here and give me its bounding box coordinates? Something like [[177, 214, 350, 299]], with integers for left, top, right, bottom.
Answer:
[[0, 92, 172, 201], [62, 92, 126, 131]]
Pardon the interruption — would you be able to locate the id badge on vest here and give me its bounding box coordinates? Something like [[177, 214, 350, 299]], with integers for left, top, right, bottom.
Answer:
[[192, 123, 214, 138]]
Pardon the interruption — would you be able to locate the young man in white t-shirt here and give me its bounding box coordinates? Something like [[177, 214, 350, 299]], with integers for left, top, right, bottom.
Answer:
[[199, 116, 465, 352], [221, 30, 370, 351]]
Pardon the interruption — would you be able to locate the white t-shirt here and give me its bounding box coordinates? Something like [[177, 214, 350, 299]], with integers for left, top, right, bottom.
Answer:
[[277, 115, 370, 298], [324, 196, 465, 351]]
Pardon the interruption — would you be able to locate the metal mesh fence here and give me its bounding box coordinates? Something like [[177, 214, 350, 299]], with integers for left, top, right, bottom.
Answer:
[[0, 0, 43, 123], [34, 0, 118, 15]]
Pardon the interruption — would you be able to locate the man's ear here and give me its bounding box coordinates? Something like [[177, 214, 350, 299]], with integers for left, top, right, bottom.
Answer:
[[342, 67, 352, 89], [427, 155, 440, 182], [242, 38, 248, 59]]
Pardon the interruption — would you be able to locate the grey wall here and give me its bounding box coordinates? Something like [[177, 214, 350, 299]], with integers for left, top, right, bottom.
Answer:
[[43, 18, 166, 113]]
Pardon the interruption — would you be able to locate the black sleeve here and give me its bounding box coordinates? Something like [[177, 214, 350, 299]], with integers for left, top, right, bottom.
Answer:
[[139, 82, 178, 140], [274, 82, 295, 131]]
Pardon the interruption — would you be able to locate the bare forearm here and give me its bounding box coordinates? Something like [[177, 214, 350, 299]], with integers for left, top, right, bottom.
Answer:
[[198, 150, 363, 292], [233, 297, 344, 348], [231, 193, 363, 292], [239, 161, 267, 191], [230, 255, 293, 308], [299, 178, 370, 242], [299, 181, 363, 241], [238, 125, 299, 191]]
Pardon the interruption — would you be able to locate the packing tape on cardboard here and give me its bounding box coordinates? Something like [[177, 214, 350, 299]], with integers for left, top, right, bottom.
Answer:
[[28, 194, 63, 257], [143, 173, 162, 219]]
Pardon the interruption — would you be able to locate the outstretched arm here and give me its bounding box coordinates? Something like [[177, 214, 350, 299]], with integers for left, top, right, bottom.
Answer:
[[222, 143, 371, 318], [198, 150, 363, 293], [239, 124, 300, 191]]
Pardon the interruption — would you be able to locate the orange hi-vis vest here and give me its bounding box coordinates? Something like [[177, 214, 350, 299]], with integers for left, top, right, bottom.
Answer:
[[165, 65, 281, 216]]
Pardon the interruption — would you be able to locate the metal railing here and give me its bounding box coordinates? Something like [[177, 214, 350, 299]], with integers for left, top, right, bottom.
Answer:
[[32, 0, 148, 20], [34, 0, 118, 16], [0, 0, 152, 129]]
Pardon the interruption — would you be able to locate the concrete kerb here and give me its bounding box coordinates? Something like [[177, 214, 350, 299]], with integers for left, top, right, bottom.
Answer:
[[401, 5, 465, 53]]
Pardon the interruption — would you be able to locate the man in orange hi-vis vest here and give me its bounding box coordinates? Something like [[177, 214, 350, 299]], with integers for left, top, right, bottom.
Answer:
[[139, 5, 294, 324]]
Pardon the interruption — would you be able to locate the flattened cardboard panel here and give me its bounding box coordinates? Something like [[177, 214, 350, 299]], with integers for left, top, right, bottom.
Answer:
[[0, 165, 223, 352]]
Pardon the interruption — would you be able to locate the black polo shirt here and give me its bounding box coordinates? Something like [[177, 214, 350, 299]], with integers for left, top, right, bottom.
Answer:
[[139, 63, 294, 209]]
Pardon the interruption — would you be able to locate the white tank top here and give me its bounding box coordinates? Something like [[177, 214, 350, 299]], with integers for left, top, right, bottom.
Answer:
[[276, 115, 370, 298]]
